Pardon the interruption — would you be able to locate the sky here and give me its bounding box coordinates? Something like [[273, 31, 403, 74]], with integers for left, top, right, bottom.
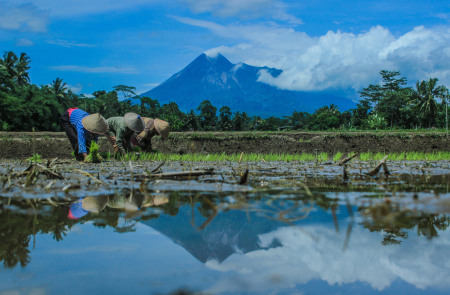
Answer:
[[0, 0, 449, 97]]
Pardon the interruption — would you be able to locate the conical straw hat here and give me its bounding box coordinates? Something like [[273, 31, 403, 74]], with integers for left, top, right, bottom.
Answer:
[[81, 195, 109, 213], [82, 113, 108, 134], [154, 118, 170, 138], [124, 112, 145, 132], [143, 117, 154, 127]]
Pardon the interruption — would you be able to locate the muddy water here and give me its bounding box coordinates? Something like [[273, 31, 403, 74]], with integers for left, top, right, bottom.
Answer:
[[1, 159, 450, 294]]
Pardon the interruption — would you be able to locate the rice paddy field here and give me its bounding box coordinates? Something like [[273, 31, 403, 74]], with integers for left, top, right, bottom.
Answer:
[[1, 149, 450, 295]]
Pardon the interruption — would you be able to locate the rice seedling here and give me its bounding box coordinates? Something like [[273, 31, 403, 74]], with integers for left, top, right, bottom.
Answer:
[[26, 153, 42, 163], [96, 150, 450, 163], [333, 152, 344, 162], [84, 141, 103, 163]]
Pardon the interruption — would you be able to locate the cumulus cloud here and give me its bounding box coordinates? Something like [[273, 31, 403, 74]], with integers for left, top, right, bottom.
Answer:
[[50, 65, 138, 74], [179, 0, 302, 24], [0, 2, 49, 32], [178, 17, 450, 91], [204, 225, 450, 294]]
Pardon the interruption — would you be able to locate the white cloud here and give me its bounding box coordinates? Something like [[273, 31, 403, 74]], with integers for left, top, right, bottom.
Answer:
[[179, 18, 450, 91], [13, 0, 159, 17], [68, 83, 83, 93], [203, 224, 450, 294], [16, 38, 34, 47], [179, 0, 302, 24], [0, 2, 49, 32], [48, 39, 95, 48], [50, 65, 139, 74], [142, 83, 160, 87]]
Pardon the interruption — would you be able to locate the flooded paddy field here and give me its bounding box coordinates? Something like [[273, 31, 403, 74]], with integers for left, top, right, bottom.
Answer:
[[1, 158, 450, 294]]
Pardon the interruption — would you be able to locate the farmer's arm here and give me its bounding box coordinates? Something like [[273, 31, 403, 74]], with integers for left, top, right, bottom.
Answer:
[[115, 126, 127, 154]]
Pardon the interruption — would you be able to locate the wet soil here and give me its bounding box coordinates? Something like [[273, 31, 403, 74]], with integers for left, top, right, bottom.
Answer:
[[1, 131, 450, 159], [1, 159, 450, 212]]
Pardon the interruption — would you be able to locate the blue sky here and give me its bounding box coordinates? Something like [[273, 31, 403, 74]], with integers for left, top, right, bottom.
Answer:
[[0, 0, 449, 96]]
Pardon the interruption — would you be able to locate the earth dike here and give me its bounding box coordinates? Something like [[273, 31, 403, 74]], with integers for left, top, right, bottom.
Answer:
[[0, 131, 449, 159]]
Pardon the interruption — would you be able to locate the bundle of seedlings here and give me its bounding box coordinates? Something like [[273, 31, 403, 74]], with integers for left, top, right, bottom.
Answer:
[[84, 141, 103, 163]]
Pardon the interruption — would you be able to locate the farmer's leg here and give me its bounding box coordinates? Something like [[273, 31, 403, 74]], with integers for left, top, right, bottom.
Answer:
[[60, 111, 83, 160]]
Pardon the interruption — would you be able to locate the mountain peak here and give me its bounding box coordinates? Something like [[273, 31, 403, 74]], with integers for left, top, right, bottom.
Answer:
[[182, 52, 234, 75], [142, 53, 356, 116]]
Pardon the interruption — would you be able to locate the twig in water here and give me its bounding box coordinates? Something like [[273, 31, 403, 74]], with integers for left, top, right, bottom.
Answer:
[[338, 153, 358, 166], [239, 169, 249, 185], [343, 164, 349, 181], [366, 155, 389, 177], [73, 169, 103, 184], [141, 169, 215, 180], [150, 160, 166, 174]]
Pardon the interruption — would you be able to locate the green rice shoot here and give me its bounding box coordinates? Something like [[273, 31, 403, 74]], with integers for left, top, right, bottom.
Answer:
[[100, 151, 450, 163], [85, 141, 103, 163]]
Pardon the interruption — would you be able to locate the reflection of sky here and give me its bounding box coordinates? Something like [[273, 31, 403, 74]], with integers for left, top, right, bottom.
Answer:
[[204, 224, 450, 294], [0, 222, 220, 295], [1, 209, 450, 295]]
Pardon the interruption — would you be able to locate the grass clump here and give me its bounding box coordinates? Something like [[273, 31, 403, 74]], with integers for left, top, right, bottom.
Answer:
[[85, 141, 103, 163], [26, 153, 42, 163]]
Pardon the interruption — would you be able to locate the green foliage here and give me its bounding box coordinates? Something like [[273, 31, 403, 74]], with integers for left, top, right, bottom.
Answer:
[[307, 104, 342, 130], [365, 113, 388, 130], [160, 101, 187, 131], [26, 153, 42, 163], [218, 106, 233, 131], [197, 100, 217, 131]]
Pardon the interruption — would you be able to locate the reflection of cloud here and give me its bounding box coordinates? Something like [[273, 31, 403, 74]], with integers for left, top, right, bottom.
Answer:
[[49, 243, 140, 255], [0, 2, 49, 32], [50, 65, 139, 74], [179, 17, 450, 91], [0, 286, 48, 295], [204, 224, 450, 293]]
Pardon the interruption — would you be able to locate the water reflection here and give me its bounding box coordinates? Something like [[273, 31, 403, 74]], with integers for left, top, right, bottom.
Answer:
[[1, 190, 450, 294]]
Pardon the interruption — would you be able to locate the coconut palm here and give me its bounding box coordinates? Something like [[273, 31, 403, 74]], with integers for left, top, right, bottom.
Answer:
[[50, 77, 68, 96], [411, 78, 447, 127], [15, 53, 31, 86], [0, 51, 31, 87]]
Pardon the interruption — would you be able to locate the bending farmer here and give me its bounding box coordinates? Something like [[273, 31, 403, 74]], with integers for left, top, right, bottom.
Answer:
[[60, 107, 109, 161], [105, 112, 145, 155], [133, 118, 170, 152]]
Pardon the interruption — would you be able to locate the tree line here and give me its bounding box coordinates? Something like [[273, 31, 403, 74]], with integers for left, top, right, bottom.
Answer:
[[1, 51, 449, 132]]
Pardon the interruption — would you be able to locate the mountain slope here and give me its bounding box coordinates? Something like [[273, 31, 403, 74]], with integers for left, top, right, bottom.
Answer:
[[141, 53, 355, 117]]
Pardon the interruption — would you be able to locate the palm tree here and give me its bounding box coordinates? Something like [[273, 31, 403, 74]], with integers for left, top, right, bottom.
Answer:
[[2, 51, 17, 77], [1, 51, 31, 87], [411, 78, 447, 127], [50, 77, 68, 96], [15, 53, 31, 86]]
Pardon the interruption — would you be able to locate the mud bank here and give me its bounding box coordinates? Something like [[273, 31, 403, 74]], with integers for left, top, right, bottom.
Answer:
[[0, 131, 449, 159]]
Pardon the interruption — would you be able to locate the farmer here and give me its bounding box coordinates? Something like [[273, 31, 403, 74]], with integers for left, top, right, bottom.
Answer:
[[133, 118, 170, 152], [105, 112, 145, 155], [68, 193, 168, 220], [60, 107, 108, 161]]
